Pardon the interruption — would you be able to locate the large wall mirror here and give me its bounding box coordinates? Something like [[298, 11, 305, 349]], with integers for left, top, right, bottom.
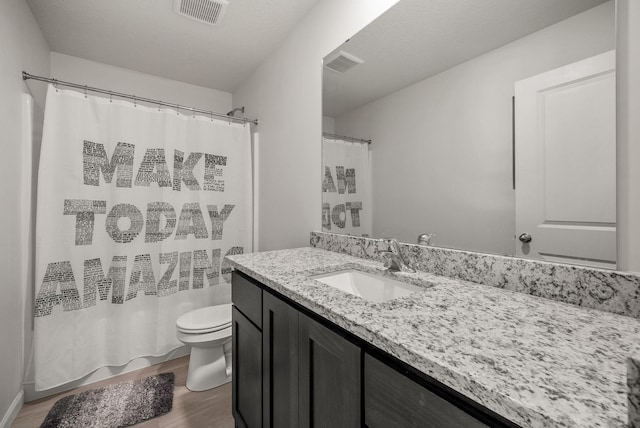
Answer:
[[321, 0, 616, 269]]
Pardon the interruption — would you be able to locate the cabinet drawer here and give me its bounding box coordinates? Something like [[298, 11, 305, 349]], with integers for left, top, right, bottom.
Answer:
[[365, 353, 489, 428], [232, 271, 262, 328]]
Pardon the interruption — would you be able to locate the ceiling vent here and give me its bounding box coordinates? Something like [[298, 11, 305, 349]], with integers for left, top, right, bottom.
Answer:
[[174, 0, 229, 26], [324, 51, 364, 73]]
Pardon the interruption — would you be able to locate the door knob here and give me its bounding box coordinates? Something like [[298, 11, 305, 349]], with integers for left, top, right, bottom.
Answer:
[[518, 233, 532, 243]]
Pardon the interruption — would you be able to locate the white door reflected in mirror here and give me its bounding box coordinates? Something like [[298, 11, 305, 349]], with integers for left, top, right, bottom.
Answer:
[[514, 51, 616, 269]]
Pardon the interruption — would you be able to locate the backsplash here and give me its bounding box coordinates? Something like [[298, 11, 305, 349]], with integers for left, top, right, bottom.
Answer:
[[310, 231, 640, 319]]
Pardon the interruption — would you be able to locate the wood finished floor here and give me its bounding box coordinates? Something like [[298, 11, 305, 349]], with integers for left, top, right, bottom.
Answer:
[[12, 355, 235, 428]]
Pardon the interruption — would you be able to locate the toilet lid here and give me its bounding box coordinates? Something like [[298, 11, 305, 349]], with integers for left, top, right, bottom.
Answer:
[[176, 304, 232, 333]]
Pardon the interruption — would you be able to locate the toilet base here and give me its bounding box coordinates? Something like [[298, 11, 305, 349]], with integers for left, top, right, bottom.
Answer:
[[186, 341, 232, 392]]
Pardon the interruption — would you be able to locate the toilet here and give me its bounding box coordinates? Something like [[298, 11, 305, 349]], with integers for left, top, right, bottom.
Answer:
[[176, 304, 233, 391]]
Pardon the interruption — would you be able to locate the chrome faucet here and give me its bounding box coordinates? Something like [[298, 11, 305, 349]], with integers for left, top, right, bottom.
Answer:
[[380, 238, 416, 273]]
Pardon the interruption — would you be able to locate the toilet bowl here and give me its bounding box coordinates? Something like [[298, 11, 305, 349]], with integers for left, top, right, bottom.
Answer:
[[176, 304, 233, 391]]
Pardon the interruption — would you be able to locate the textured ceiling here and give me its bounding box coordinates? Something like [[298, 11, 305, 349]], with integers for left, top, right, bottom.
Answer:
[[323, 0, 609, 118], [26, 0, 319, 92]]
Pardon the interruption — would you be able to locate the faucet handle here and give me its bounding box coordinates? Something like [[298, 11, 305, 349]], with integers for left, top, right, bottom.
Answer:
[[417, 233, 435, 246]]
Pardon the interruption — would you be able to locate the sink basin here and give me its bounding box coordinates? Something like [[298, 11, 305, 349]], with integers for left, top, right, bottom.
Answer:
[[310, 269, 422, 303]]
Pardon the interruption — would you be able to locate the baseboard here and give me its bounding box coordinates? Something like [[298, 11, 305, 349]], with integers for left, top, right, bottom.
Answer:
[[0, 389, 24, 428], [23, 346, 189, 402]]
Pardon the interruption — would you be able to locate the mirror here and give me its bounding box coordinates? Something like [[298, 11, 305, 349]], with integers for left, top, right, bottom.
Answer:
[[322, 0, 616, 268]]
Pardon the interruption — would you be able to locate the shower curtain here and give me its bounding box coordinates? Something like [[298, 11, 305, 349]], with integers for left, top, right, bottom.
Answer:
[[322, 136, 371, 236], [33, 86, 252, 390]]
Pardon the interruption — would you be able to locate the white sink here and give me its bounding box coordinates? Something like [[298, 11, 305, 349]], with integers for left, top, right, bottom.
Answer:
[[310, 269, 422, 303]]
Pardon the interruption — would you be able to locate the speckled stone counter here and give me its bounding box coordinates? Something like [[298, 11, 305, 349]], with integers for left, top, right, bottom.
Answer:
[[226, 247, 640, 428]]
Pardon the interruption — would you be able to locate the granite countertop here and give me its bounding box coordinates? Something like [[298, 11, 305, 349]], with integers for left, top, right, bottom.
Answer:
[[226, 247, 640, 428]]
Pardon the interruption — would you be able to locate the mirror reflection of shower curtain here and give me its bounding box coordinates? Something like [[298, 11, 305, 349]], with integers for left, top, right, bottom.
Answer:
[[33, 85, 252, 390], [322, 137, 371, 236]]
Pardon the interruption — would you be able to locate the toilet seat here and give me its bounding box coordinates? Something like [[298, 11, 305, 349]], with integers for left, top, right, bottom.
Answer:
[[176, 325, 232, 345], [177, 304, 232, 334], [178, 322, 231, 334]]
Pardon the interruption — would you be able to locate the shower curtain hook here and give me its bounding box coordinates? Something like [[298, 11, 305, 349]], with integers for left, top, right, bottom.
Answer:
[[109, 91, 113, 103], [210, 111, 213, 122], [133, 95, 137, 107], [192, 107, 196, 119], [176, 104, 180, 115], [83, 85, 88, 98], [53, 79, 59, 93], [157, 102, 161, 112]]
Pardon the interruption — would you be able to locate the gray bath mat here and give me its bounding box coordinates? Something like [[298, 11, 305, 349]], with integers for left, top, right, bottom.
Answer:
[[40, 372, 174, 428]]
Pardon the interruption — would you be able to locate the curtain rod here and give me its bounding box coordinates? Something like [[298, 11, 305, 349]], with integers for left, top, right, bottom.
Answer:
[[22, 71, 259, 126], [323, 132, 371, 145]]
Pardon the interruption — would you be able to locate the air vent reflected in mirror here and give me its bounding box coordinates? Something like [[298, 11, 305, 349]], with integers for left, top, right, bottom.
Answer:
[[324, 50, 364, 73]]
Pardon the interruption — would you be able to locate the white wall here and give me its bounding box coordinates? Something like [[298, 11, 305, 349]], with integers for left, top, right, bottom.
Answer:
[[0, 1, 49, 426], [233, 0, 399, 251], [50, 53, 232, 113], [617, 0, 640, 273], [334, 2, 614, 255], [322, 115, 336, 133]]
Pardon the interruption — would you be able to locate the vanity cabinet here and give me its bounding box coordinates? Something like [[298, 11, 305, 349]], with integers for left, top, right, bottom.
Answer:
[[232, 271, 361, 428], [365, 353, 489, 428], [231, 270, 518, 428]]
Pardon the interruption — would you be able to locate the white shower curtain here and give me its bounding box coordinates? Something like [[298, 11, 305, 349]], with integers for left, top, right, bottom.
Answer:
[[322, 136, 371, 236], [34, 86, 252, 390]]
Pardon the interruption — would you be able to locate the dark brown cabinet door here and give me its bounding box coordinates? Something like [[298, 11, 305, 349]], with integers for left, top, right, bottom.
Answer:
[[262, 291, 299, 428], [298, 313, 361, 428], [232, 307, 262, 428], [364, 353, 489, 428]]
